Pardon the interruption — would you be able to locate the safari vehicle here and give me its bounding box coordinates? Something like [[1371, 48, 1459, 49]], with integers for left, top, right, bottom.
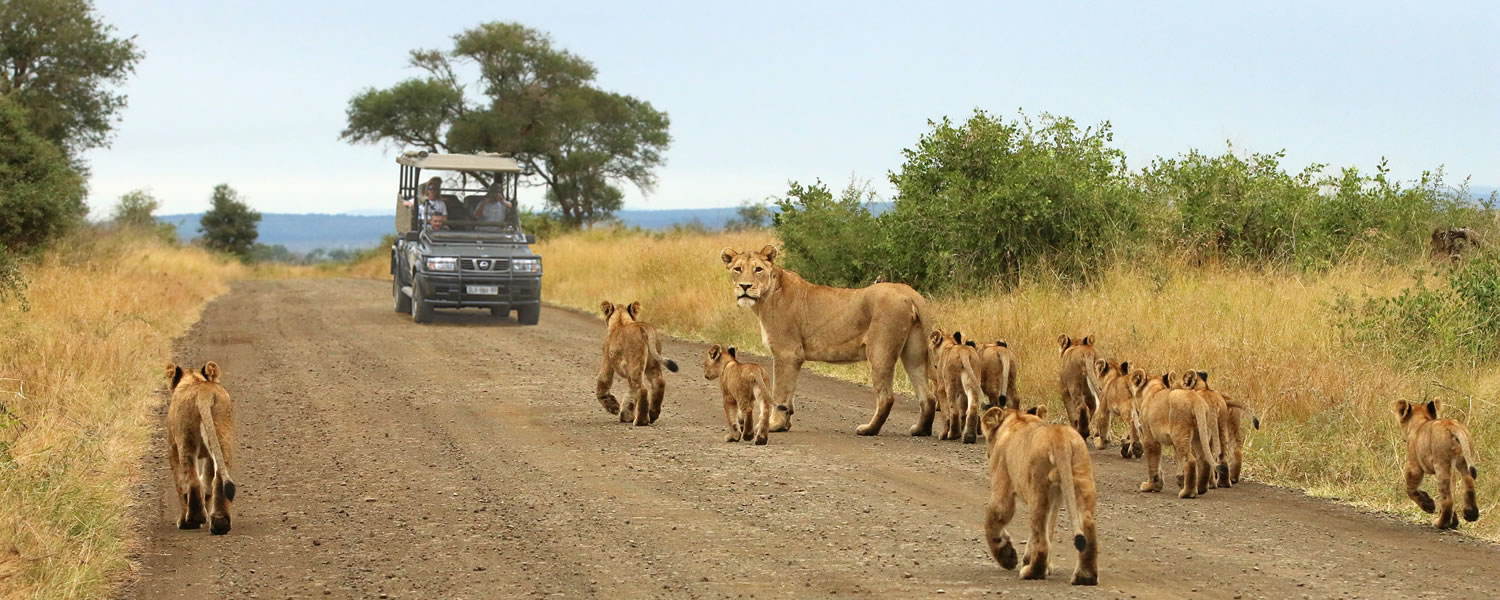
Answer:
[[390, 150, 543, 325]]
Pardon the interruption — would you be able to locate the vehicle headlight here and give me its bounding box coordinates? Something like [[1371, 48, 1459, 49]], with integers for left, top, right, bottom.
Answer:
[[511, 258, 541, 274], [425, 256, 458, 272]]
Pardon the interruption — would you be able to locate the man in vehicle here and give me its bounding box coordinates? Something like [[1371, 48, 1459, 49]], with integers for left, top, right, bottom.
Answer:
[[473, 182, 514, 231]]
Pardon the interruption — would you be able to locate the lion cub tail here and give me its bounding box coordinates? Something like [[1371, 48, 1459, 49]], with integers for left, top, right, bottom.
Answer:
[[1055, 440, 1096, 554], [1455, 427, 1478, 480], [1224, 395, 1260, 430], [193, 377, 235, 504], [1191, 399, 1218, 468], [645, 329, 679, 373]]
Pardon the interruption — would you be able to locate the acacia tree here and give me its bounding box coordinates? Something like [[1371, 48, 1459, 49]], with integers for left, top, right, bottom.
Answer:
[[341, 22, 670, 227], [0, 0, 143, 156], [199, 184, 260, 260]]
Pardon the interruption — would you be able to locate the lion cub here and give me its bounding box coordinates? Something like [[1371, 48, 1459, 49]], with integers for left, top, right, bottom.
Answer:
[[702, 345, 772, 445], [928, 329, 985, 443], [1394, 399, 1480, 529], [596, 301, 680, 426], [1131, 371, 1218, 498], [977, 340, 1019, 410], [980, 404, 1099, 585], [1092, 359, 1143, 458], [165, 362, 237, 534], [1181, 370, 1260, 486]]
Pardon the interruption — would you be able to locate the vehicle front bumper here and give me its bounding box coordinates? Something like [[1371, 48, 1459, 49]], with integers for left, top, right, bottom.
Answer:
[[414, 272, 541, 308]]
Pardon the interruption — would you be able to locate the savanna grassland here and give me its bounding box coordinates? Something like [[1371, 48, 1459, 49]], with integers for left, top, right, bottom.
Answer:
[[535, 227, 1500, 541]]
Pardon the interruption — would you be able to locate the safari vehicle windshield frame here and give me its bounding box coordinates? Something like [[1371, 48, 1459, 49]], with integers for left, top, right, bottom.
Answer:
[[395, 150, 527, 241]]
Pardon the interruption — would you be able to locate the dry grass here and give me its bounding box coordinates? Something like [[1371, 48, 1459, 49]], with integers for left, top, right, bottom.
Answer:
[[537, 228, 1500, 540], [0, 230, 244, 599]]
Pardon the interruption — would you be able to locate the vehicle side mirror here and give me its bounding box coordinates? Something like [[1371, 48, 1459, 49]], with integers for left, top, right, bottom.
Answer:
[[524, 233, 537, 244]]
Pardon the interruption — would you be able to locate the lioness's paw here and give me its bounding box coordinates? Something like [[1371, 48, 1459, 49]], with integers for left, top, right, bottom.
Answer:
[[725, 433, 738, 442], [1138, 481, 1157, 493], [1070, 571, 1098, 586], [754, 435, 768, 446], [1464, 507, 1480, 522], [993, 540, 1018, 570], [855, 424, 880, 436]]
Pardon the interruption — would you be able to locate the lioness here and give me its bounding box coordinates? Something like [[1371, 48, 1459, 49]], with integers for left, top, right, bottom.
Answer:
[[1181, 370, 1260, 486], [1131, 371, 1218, 498], [980, 405, 1099, 585], [703, 345, 771, 445], [596, 301, 680, 426], [1395, 399, 1481, 529], [977, 340, 1019, 410], [720, 245, 933, 436], [928, 329, 985, 443], [1091, 359, 1143, 458], [1057, 335, 1102, 443], [165, 361, 237, 535]]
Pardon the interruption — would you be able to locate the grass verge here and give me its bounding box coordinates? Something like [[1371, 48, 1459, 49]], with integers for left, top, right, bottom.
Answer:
[[0, 230, 244, 599]]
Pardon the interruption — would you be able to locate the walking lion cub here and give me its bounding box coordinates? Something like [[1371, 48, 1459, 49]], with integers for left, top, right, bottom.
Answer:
[[980, 405, 1099, 585], [165, 362, 237, 534], [596, 301, 679, 426], [702, 345, 772, 444], [1394, 399, 1480, 529]]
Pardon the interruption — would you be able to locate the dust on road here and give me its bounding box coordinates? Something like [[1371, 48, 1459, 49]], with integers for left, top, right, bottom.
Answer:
[[127, 279, 1500, 599]]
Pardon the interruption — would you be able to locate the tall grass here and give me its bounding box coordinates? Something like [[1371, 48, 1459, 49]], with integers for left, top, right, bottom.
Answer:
[[537, 229, 1500, 540], [0, 230, 244, 599]]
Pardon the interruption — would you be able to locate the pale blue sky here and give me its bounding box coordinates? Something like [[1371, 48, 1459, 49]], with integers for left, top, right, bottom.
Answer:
[[83, 0, 1498, 218]]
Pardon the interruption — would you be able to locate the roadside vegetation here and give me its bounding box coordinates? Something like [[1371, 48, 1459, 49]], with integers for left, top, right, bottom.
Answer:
[[0, 231, 244, 599]]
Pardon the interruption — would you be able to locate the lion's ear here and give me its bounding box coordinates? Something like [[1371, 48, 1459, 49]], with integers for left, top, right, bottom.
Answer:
[[169, 365, 183, 389], [1425, 400, 1439, 419], [965, 340, 976, 348], [627, 301, 642, 321], [1393, 401, 1410, 419], [952, 331, 963, 345], [981, 406, 1006, 434], [1058, 334, 1071, 352], [1161, 372, 1173, 387], [759, 244, 777, 262], [720, 247, 737, 266], [1179, 370, 1196, 388], [708, 344, 721, 360], [601, 301, 614, 317], [1032, 405, 1048, 420], [1197, 370, 1209, 385], [201, 361, 220, 382], [727, 347, 737, 359], [1083, 335, 1095, 347], [995, 340, 1007, 348], [929, 330, 944, 348], [1130, 370, 1146, 392], [1095, 358, 1109, 377], [1120, 361, 1130, 374]]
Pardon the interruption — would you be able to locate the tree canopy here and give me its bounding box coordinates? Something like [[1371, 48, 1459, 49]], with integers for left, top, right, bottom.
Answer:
[[342, 22, 671, 227], [0, 0, 142, 156], [199, 184, 260, 260], [0, 95, 86, 252]]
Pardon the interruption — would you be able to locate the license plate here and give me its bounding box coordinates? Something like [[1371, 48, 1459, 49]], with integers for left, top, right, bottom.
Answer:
[[466, 285, 499, 295]]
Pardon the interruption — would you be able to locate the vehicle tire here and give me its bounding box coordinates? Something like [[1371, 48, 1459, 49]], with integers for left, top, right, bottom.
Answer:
[[489, 306, 507, 319], [410, 278, 434, 324], [393, 276, 411, 313], [517, 303, 540, 326]]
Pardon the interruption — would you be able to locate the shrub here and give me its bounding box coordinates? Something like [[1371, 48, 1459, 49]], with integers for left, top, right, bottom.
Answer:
[[879, 110, 1147, 290], [1338, 249, 1500, 368], [0, 96, 87, 253], [772, 179, 883, 288]]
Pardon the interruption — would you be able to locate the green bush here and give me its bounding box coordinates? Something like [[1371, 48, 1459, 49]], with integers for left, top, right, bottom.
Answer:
[[1338, 250, 1500, 368], [772, 179, 883, 288], [1139, 146, 1488, 267], [828, 110, 1147, 291], [0, 96, 87, 253]]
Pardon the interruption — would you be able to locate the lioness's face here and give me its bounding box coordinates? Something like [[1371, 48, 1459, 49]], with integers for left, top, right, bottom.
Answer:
[[720, 245, 779, 308]]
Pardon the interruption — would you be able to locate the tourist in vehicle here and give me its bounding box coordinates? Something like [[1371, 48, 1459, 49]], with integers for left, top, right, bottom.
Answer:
[[474, 183, 514, 230]]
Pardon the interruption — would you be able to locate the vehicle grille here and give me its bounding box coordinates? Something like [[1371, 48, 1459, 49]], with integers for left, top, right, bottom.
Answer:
[[460, 258, 510, 272]]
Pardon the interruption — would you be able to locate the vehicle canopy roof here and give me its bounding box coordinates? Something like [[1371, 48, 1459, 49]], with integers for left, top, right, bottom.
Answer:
[[396, 150, 522, 173]]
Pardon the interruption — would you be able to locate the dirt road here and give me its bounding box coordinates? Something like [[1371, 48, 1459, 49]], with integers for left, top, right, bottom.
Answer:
[[127, 279, 1500, 599]]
